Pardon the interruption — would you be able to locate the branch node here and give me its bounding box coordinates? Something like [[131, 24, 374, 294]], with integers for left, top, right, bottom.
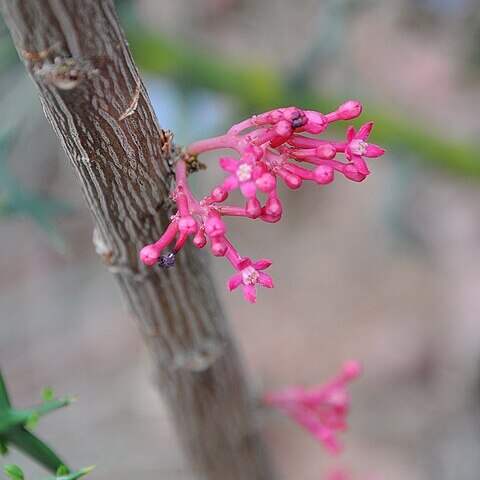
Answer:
[[33, 57, 98, 91], [173, 339, 226, 372]]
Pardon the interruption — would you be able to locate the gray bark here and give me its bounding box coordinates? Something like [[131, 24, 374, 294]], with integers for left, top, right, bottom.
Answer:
[[0, 1, 275, 479]]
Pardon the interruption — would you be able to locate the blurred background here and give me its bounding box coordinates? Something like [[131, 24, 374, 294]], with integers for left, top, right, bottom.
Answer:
[[1, 0, 480, 479]]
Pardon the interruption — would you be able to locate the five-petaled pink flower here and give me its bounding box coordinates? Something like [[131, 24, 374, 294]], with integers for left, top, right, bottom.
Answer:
[[345, 122, 385, 176], [263, 361, 361, 453], [227, 258, 274, 304]]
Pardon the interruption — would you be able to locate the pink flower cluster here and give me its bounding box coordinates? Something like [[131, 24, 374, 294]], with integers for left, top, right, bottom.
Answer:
[[263, 361, 362, 454], [325, 468, 380, 480], [140, 100, 385, 303]]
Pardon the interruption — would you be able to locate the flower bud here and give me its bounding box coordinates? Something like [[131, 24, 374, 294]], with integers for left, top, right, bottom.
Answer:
[[314, 165, 334, 185], [210, 238, 227, 256], [283, 172, 302, 189], [315, 144, 336, 159], [140, 245, 159, 266], [344, 164, 367, 182], [211, 186, 228, 202], [342, 360, 362, 380], [246, 198, 261, 218], [205, 216, 227, 237], [304, 111, 327, 134], [337, 100, 362, 120], [256, 173, 276, 192], [193, 229, 207, 248], [265, 197, 282, 216], [178, 216, 198, 235], [260, 211, 281, 223], [275, 120, 293, 137]]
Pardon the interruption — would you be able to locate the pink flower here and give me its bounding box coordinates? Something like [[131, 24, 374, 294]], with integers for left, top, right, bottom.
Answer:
[[219, 157, 275, 198], [227, 258, 274, 303], [140, 101, 385, 303], [345, 123, 385, 175], [325, 468, 381, 480], [263, 361, 361, 453]]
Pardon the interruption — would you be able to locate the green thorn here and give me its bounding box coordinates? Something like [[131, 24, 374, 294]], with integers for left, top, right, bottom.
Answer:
[[41, 389, 54, 403], [56, 466, 68, 476], [68, 466, 95, 479], [54, 466, 95, 480], [25, 414, 39, 430]]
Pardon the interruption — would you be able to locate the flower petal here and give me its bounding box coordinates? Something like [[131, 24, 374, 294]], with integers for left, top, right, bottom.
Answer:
[[227, 273, 243, 291], [365, 143, 385, 158], [258, 272, 274, 288], [252, 258, 273, 270], [242, 284, 257, 303], [219, 157, 240, 174], [238, 257, 252, 270], [221, 175, 239, 192], [351, 154, 370, 175], [240, 180, 257, 198], [356, 122, 374, 141], [346, 125, 356, 142]]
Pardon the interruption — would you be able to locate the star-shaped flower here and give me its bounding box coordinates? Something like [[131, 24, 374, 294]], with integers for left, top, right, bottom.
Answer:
[[345, 122, 385, 175], [263, 361, 361, 454], [219, 157, 276, 199], [227, 258, 274, 303]]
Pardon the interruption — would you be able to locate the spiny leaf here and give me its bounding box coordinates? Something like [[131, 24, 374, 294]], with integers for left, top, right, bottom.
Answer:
[[8, 427, 67, 474], [3, 464, 24, 480]]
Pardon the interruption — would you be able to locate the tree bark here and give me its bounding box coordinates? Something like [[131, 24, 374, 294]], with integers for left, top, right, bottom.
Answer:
[[0, 1, 275, 479]]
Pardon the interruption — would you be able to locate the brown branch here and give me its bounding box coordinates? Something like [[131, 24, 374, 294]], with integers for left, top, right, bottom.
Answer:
[[0, 1, 276, 479]]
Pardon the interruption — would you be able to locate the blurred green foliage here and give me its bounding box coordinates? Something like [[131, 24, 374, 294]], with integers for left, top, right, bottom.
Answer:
[[124, 23, 480, 177], [0, 20, 71, 247], [0, 131, 72, 251]]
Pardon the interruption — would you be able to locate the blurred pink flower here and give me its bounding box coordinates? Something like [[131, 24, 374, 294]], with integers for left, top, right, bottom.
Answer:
[[264, 361, 362, 453]]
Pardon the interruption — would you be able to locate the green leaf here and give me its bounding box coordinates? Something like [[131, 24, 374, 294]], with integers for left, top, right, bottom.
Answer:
[[8, 427, 67, 474], [41, 389, 54, 403], [3, 464, 24, 480]]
